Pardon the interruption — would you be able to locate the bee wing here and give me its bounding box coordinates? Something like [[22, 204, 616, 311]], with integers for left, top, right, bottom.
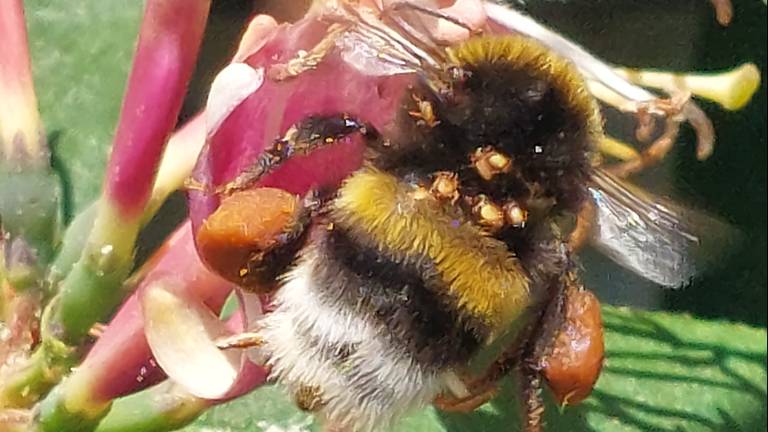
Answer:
[[587, 169, 737, 288], [334, 3, 445, 77]]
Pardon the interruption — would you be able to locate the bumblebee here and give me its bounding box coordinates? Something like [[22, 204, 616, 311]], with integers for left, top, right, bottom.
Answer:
[[197, 4, 715, 431]]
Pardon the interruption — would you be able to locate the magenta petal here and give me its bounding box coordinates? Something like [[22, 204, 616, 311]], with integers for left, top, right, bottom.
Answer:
[[0, 0, 47, 165], [188, 16, 415, 228], [105, 0, 210, 218], [74, 221, 235, 401]]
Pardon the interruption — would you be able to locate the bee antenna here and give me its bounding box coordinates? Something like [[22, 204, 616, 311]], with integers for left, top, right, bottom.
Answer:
[[388, 1, 478, 34]]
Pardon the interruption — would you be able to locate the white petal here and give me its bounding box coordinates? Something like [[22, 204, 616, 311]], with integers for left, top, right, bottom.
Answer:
[[205, 63, 265, 136], [483, 1, 653, 102], [141, 279, 242, 399]]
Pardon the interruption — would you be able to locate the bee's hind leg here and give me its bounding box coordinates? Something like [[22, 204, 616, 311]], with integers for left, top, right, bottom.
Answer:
[[514, 277, 570, 432], [567, 199, 596, 252], [433, 376, 499, 413], [445, 273, 570, 430]]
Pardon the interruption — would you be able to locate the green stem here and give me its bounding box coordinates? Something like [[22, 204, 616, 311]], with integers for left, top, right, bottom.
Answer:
[[45, 203, 98, 293], [0, 168, 63, 286], [0, 332, 73, 408], [91, 381, 209, 432]]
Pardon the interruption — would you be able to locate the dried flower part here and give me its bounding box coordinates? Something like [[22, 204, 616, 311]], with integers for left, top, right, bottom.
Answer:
[[542, 285, 604, 406], [197, 188, 301, 291]]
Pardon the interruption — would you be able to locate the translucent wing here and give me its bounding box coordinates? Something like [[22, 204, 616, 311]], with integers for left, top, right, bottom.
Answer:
[[587, 169, 737, 288]]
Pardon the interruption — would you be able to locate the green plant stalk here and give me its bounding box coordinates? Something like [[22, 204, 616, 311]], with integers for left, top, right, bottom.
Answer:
[[90, 381, 209, 432], [0, 169, 63, 284], [0, 0, 62, 282], [46, 112, 205, 293], [0, 322, 73, 408], [53, 202, 139, 343], [0, 0, 211, 410], [0, 205, 142, 410], [0, 0, 63, 411], [38, 384, 112, 432], [0, 112, 207, 409], [45, 204, 98, 292]]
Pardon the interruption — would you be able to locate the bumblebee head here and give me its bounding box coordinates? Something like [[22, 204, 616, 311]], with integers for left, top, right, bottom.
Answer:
[[381, 35, 602, 218]]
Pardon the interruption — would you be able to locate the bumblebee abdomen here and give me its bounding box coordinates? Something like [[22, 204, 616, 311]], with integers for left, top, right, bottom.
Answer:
[[260, 168, 541, 431], [261, 259, 444, 432]]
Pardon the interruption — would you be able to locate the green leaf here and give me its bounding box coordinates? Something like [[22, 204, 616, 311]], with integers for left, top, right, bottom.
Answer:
[[184, 307, 767, 432], [26, 0, 143, 217]]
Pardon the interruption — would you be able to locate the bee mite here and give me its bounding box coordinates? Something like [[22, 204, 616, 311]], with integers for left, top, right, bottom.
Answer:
[[503, 201, 528, 227], [430, 171, 460, 202], [294, 384, 326, 412], [408, 93, 440, 127], [472, 147, 512, 181], [412, 186, 431, 201], [471, 195, 505, 230]]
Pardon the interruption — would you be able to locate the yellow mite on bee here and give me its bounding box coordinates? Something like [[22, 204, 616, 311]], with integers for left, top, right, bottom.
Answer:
[[408, 93, 441, 128], [429, 171, 460, 202], [472, 146, 513, 181], [471, 194, 505, 231], [504, 201, 528, 227]]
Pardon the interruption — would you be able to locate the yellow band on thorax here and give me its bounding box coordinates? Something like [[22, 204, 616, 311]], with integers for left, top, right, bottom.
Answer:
[[332, 169, 531, 335]]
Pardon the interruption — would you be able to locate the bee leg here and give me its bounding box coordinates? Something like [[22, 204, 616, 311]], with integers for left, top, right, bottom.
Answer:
[[606, 114, 681, 178], [293, 384, 326, 413], [215, 330, 264, 350], [709, 0, 733, 26], [215, 115, 376, 196], [518, 363, 546, 432], [567, 199, 596, 252], [607, 93, 714, 178], [433, 383, 498, 413], [386, 1, 478, 34], [267, 23, 349, 81], [517, 274, 572, 432], [461, 272, 569, 429]]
